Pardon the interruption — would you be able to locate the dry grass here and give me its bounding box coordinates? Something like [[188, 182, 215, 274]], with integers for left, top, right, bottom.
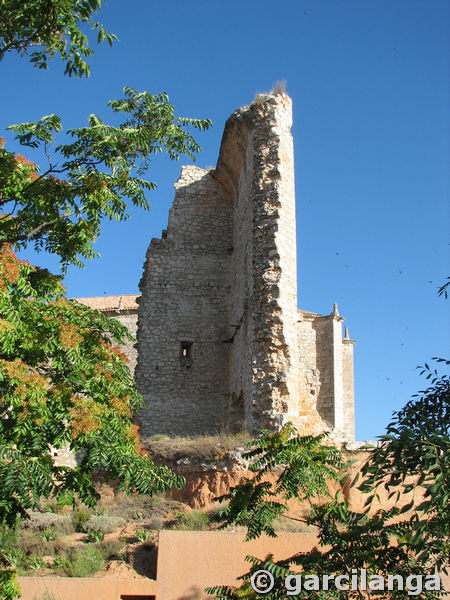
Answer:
[[170, 509, 210, 531], [273, 515, 312, 534], [270, 79, 287, 94], [253, 80, 287, 105], [103, 492, 187, 534], [146, 430, 252, 464]]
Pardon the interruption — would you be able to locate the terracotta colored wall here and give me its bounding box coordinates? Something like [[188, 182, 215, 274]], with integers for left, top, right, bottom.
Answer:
[[16, 576, 157, 600], [156, 530, 319, 600], [157, 531, 449, 600], [17, 532, 449, 599]]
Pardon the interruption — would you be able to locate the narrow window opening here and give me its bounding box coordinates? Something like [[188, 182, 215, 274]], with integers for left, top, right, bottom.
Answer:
[[180, 341, 193, 366]]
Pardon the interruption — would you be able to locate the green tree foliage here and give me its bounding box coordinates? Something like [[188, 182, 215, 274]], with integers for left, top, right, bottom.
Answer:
[[0, 87, 211, 269], [0, 5, 212, 597], [216, 424, 344, 541], [0, 0, 116, 77], [0, 244, 185, 526], [360, 360, 450, 574], [0, 88, 210, 595], [207, 367, 449, 599]]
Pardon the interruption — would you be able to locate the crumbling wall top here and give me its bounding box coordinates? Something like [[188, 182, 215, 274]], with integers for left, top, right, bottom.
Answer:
[[213, 92, 292, 195]]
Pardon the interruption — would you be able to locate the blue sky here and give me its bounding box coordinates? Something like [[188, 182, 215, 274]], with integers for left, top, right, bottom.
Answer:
[[1, 0, 448, 440]]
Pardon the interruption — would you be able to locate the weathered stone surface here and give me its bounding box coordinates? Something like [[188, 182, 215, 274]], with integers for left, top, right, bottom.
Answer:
[[135, 92, 355, 441], [76, 294, 139, 376], [76, 93, 356, 443]]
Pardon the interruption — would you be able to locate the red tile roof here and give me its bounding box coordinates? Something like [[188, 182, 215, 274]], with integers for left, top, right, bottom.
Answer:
[[74, 296, 320, 317], [298, 308, 321, 317], [74, 294, 139, 311]]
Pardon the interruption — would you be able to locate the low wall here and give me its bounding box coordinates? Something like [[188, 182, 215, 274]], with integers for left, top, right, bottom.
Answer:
[[156, 530, 319, 600], [16, 532, 449, 600], [156, 530, 450, 600], [16, 576, 157, 600]]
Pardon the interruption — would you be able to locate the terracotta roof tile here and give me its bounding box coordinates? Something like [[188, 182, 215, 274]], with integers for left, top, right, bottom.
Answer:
[[298, 308, 321, 317], [74, 294, 139, 311], [74, 296, 320, 317]]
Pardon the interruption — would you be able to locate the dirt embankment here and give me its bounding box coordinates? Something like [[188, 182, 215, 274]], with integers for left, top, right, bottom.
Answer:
[[162, 450, 425, 516]]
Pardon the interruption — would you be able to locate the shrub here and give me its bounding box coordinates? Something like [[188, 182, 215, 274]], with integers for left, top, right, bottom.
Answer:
[[98, 540, 124, 560], [207, 501, 228, 523], [106, 502, 137, 521], [27, 555, 47, 571], [147, 513, 164, 530], [143, 494, 174, 529], [134, 528, 149, 542], [86, 530, 104, 543], [172, 510, 210, 531], [2, 549, 26, 569], [94, 508, 108, 516], [0, 522, 18, 552], [52, 554, 71, 575], [147, 431, 252, 463], [12, 527, 66, 558], [40, 527, 57, 541], [14, 529, 50, 556], [117, 548, 129, 563], [146, 493, 166, 509], [270, 80, 287, 94], [24, 512, 72, 532], [84, 515, 125, 534], [72, 508, 92, 533], [69, 547, 105, 577], [43, 501, 66, 515]]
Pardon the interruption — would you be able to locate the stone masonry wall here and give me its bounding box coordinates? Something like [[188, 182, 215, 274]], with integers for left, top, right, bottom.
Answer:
[[296, 305, 355, 441], [342, 337, 356, 441], [104, 310, 138, 376], [135, 92, 356, 440], [213, 93, 304, 432], [245, 95, 300, 431], [136, 167, 233, 436], [311, 316, 335, 426], [222, 125, 254, 431], [75, 295, 139, 376]]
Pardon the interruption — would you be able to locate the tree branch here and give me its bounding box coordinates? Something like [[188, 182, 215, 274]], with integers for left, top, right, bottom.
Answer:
[[3, 209, 78, 245]]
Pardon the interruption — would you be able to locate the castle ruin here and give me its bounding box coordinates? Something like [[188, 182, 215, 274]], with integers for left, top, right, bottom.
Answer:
[[78, 92, 355, 443]]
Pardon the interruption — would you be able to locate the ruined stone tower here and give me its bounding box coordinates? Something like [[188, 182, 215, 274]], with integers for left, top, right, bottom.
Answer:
[[134, 92, 355, 442]]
